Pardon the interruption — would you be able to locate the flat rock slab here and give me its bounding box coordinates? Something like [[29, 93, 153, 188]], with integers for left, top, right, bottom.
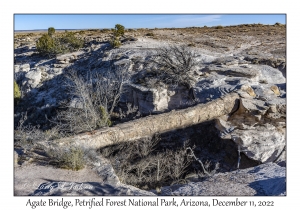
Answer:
[[204, 64, 259, 78]]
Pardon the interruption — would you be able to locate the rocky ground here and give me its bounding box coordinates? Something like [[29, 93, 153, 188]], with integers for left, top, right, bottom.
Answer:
[[14, 23, 286, 196]]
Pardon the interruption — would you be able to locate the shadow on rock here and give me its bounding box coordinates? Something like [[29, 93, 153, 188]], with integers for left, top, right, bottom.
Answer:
[[249, 177, 286, 196]]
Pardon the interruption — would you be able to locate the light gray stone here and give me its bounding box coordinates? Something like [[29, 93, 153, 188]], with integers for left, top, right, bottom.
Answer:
[[20, 63, 30, 72], [256, 65, 286, 84], [216, 98, 286, 163], [69, 98, 84, 109], [14, 65, 20, 73], [24, 69, 42, 88], [120, 83, 191, 114]]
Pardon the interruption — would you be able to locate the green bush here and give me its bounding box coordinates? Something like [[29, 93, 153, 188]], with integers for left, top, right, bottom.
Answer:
[[109, 24, 125, 48], [60, 31, 84, 51], [36, 30, 84, 57], [48, 27, 55, 37], [36, 34, 56, 56], [114, 24, 125, 37], [14, 80, 21, 104]]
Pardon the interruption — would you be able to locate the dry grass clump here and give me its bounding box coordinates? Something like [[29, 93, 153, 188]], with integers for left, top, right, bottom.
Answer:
[[14, 112, 65, 149], [46, 146, 85, 171], [149, 44, 200, 89], [99, 134, 193, 189], [54, 68, 129, 134]]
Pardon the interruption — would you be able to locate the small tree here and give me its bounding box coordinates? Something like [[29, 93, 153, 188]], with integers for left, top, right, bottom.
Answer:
[[114, 24, 125, 37], [110, 24, 125, 48], [48, 27, 55, 37]]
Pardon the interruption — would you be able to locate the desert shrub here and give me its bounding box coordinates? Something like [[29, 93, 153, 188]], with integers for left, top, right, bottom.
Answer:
[[14, 112, 66, 152], [109, 36, 121, 48], [215, 25, 223, 29], [99, 106, 112, 127], [14, 80, 21, 104], [150, 45, 200, 89], [114, 24, 125, 37], [47, 146, 85, 171], [36, 34, 56, 56], [36, 31, 83, 57], [59, 31, 84, 51], [100, 134, 193, 189], [55, 68, 129, 134], [109, 24, 125, 48], [145, 32, 154, 37], [48, 27, 55, 37]]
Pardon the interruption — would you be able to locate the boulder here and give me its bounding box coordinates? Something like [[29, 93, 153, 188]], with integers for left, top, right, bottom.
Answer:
[[255, 65, 286, 84], [20, 63, 30, 72], [24, 69, 42, 88], [56, 51, 83, 64], [215, 98, 286, 163]]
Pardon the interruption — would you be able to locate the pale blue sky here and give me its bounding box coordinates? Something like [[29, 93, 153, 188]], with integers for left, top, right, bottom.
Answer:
[[14, 14, 286, 30]]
